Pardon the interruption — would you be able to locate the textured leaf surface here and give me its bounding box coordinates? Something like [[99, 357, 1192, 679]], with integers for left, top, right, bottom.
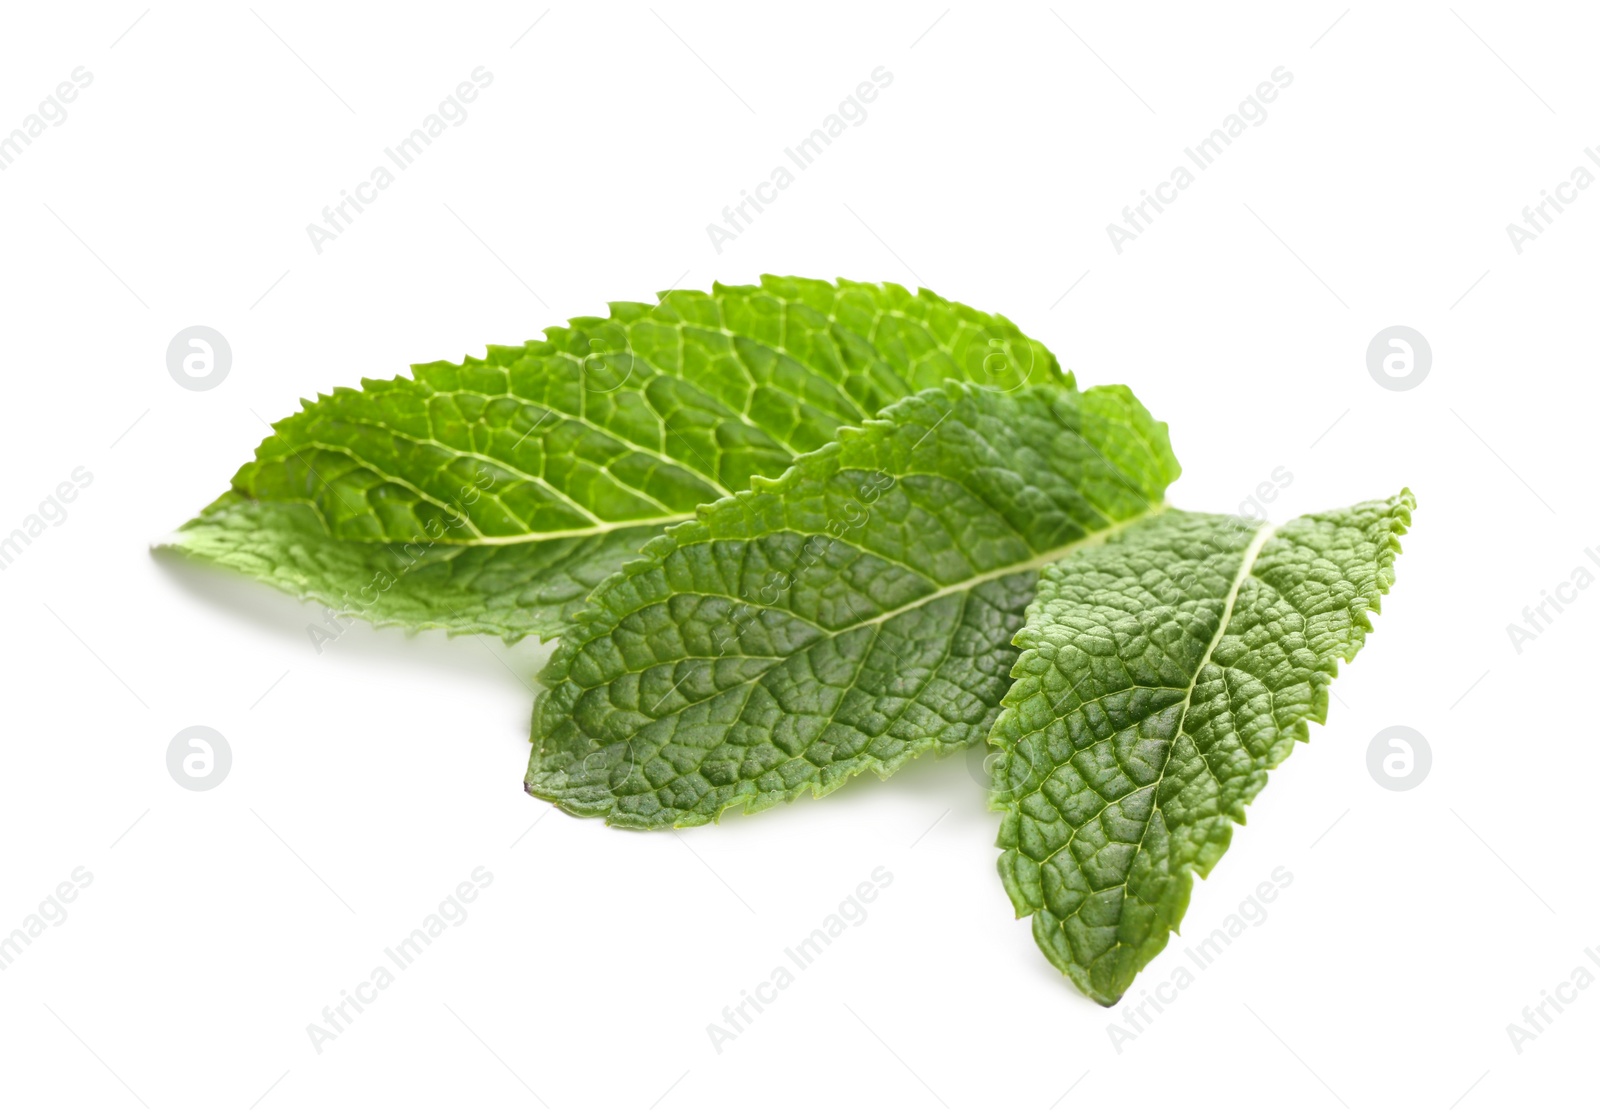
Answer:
[[989, 493, 1415, 1005], [525, 380, 1180, 827], [162, 277, 1067, 639], [166, 494, 659, 640]]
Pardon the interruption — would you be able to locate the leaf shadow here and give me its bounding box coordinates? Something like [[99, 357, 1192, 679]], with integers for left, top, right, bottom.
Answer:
[[150, 548, 552, 690]]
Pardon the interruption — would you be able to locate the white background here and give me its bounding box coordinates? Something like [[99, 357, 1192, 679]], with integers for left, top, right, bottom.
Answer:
[[0, 2, 1591, 1115]]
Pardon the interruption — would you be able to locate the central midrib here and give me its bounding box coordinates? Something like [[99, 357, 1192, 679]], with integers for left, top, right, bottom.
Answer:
[[424, 512, 690, 545], [566, 505, 1177, 738], [826, 502, 1172, 637], [1096, 517, 1279, 962], [1006, 516, 1280, 876]]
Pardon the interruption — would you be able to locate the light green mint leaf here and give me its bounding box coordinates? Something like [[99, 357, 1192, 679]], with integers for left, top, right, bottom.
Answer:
[[989, 492, 1415, 1005], [165, 493, 662, 641], [524, 379, 1181, 827], [161, 277, 1068, 640]]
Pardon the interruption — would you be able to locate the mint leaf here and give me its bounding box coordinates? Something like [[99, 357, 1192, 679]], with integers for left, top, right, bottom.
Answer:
[[166, 493, 661, 640], [989, 493, 1415, 1005], [524, 380, 1180, 827], [162, 277, 1067, 640]]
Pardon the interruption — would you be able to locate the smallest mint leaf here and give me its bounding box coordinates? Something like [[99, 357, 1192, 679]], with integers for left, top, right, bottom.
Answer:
[[990, 492, 1414, 1005]]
